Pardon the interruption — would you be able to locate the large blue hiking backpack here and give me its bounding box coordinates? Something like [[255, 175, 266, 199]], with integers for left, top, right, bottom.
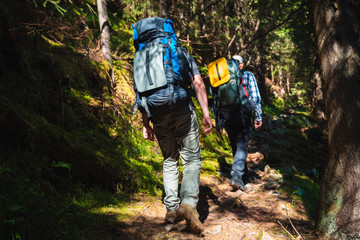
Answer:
[[132, 17, 194, 117], [210, 59, 254, 129]]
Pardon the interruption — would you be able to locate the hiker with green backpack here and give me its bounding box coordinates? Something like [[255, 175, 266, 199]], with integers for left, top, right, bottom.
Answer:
[[208, 55, 262, 192], [132, 17, 212, 234]]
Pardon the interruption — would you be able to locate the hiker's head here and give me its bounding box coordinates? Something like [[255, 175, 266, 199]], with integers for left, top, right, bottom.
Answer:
[[232, 55, 244, 69]]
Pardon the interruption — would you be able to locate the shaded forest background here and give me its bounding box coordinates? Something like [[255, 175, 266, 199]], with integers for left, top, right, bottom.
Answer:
[[0, 0, 359, 239]]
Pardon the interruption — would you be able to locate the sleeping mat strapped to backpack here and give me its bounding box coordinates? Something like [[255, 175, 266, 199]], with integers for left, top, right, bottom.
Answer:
[[208, 57, 230, 88]]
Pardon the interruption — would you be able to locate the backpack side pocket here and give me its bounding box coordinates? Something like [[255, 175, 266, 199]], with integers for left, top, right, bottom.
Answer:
[[134, 44, 167, 93]]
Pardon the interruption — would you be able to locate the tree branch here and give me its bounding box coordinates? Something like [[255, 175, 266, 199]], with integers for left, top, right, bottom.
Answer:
[[241, 2, 306, 50], [277, 220, 296, 239], [224, 0, 255, 53], [188, 0, 223, 22]]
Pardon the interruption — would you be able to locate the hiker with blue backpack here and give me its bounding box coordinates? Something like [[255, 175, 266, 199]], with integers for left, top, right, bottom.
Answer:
[[132, 17, 212, 234], [208, 55, 262, 192]]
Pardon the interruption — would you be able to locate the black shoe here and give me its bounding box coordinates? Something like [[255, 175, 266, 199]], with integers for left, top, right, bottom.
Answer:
[[230, 179, 248, 192]]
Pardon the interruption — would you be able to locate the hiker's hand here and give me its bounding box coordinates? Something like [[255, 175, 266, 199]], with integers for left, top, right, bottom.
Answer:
[[215, 126, 222, 135], [202, 116, 213, 134], [143, 125, 155, 141], [254, 120, 262, 130]]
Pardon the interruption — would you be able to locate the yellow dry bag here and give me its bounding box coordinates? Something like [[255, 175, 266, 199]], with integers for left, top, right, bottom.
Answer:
[[208, 57, 230, 87]]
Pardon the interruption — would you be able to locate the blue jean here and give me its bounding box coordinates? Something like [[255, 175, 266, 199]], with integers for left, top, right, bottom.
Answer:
[[224, 122, 252, 184], [152, 106, 201, 211]]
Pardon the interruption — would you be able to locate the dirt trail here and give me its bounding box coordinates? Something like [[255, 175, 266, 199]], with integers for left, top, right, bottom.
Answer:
[[115, 154, 319, 240]]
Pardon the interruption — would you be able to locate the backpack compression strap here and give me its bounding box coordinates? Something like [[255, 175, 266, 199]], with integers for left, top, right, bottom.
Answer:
[[163, 19, 177, 107]]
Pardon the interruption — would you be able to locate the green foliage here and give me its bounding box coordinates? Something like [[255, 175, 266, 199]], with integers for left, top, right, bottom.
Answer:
[[272, 97, 286, 111], [262, 104, 327, 170], [0, 0, 329, 238], [117, 0, 158, 21], [43, 0, 67, 15], [289, 82, 308, 106], [279, 168, 320, 220], [262, 104, 283, 119], [0, 1, 164, 238], [51, 161, 72, 169], [261, 104, 325, 222], [257, 2, 316, 108]]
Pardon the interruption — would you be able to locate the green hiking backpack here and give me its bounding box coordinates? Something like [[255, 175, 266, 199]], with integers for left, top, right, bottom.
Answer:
[[210, 59, 254, 128]]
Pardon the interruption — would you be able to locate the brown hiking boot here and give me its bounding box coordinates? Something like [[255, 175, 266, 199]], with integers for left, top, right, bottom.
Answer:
[[165, 210, 180, 224], [176, 203, 204, 234]]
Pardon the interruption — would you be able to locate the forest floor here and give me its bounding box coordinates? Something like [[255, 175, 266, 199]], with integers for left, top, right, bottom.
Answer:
[[110, 151, 320, 240]]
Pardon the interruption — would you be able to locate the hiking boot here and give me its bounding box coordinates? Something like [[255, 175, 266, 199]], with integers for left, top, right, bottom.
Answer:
[[230, 179, 248, 192], [165, 210, 180, 224], [176, 203, 204, 234]]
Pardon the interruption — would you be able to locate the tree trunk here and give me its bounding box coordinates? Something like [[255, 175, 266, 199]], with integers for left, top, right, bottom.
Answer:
[[312, 70, 325, 119], [279, 68, 285, 99], [198, 0, 206, 36], [310, 0, 360, 238], [159, 0, 167, 18], [254, 48, 268, 104], [286, 74, 290, 98], [97, 0, 114, 87]]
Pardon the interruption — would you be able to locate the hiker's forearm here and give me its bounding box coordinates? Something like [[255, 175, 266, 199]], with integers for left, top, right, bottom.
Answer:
[[142, 112, 150, 126], [193, 75, 210, 117]]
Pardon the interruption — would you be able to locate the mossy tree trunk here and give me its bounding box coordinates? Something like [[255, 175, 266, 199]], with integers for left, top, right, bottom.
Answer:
[[310, 0, 360, 238], [97, 0, 114, 88]]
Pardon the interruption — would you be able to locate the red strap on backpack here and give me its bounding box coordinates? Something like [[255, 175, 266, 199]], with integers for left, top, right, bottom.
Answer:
[[243, 85, 249, 98], [240, 77, 249, 98], [238, 68, 249, 98]]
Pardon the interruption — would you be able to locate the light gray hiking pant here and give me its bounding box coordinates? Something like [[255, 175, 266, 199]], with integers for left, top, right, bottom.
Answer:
[[152, 106, 201, 211]]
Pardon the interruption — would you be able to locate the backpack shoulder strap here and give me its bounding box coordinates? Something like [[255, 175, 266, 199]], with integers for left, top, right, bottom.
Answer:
[[239, 70, 250, 98]]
